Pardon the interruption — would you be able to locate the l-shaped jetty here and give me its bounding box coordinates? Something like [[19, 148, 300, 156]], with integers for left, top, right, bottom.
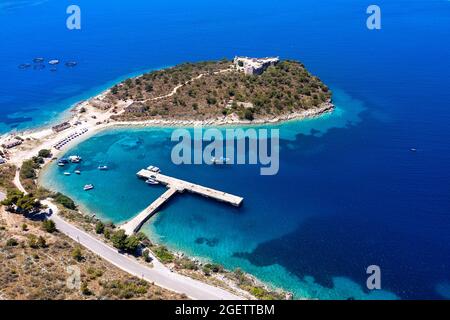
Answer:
[[120, 168, 244, 235]]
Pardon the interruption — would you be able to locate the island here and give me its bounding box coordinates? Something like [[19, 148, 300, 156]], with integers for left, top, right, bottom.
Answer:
[[94, 56, 333, 125]]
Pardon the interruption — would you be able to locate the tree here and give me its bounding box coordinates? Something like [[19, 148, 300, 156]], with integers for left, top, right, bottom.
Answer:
[[111, 230, 127, 250], [72, 247, 83, 262], [125, 235, 140, 253], [244, 108, 254, 121], [16, 194, 41, 213], [38, 149, 52, 158], [42, 219, 56, 233], [95, 221, 105, 234], [53, 193, 76, 210]]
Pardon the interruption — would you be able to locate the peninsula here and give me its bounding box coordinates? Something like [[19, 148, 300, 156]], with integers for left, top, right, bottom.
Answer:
[[0, 56, 333, 301]]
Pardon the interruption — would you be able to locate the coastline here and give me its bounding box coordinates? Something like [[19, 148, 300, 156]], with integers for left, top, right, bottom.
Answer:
[[2, 66, 334, 300]]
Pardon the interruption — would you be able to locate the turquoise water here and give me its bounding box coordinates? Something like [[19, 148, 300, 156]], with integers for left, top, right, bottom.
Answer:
[[41, 89, 396, 299], [5, 0, 450, 299]]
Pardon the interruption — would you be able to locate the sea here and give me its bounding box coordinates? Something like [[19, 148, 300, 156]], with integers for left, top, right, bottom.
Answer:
[[2, 0, 450, 299]]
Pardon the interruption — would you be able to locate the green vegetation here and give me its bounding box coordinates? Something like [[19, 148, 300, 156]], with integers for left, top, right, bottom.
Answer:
[[20, 160, 39, 180], [81, 282, 92, 296], [95, 221, 105, 234], [38, 149, 52, 158], [72, 247, 83, 262], [110, 59, 331, 122], [1, 189, 41, 214], [0, 164, 17, 191], [28, 234, 47, 249], [6, 238, 18, 247], [152, 245, 174, 263], [124, 235, 140, 253], [42, 219, 56, 233], [110, 230, 141, 253], [52, 193, 76, 210], [232, 268, 284, 300], [100, 279, 149, 299], [111, 230, 127, 250]]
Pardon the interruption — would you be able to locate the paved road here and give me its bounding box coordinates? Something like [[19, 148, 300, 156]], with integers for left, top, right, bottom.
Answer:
[[42, 201, 242, 300]]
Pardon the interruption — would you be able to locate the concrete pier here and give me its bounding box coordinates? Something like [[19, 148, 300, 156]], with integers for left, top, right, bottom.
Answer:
[[136, 169, 244, 207], [120, 168, 244, 235], [121, 187, 178, 235]]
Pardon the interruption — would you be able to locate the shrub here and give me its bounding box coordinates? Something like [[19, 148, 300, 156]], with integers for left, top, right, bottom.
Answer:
[[53, 193, 76, 210], [111, 230, 127, 250], [6, 238, 18, 247], [72, 247, 83, 262], [153, 246, 174, 264], [81, 282, 92, 296], [244, 109, 254, 121], [28, 235, 46, 248], [42, 220, 56, 233], [124, 235, 140, 253], [95, 221, 105, 234], [38, 149, 52, 158]]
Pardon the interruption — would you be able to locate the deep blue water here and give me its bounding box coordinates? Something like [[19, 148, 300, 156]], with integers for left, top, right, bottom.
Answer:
[[4, 0, 450, 299]]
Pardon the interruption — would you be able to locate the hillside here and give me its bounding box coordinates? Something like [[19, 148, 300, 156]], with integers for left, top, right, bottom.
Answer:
[[101, 58, 332, 122]]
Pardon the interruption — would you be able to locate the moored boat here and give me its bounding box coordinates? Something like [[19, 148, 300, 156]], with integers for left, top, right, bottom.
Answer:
[[98, 165, 108, 171], [74, 170, 81, 175], [83, 184, 94, 191], [69, 155, 82, 163], [146, 178, 159, 185]]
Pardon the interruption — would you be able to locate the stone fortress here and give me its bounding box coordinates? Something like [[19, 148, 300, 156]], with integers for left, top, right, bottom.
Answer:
[[233, 56, 280, 75]]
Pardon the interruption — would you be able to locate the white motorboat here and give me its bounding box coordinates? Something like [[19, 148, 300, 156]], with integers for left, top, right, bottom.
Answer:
[[145, 178, 159, 185], [84, 184, 94, 191]]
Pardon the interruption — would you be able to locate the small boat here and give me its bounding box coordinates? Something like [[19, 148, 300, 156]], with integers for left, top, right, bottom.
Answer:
[[410, 148, 417, 152], [48, 59, 60, 65], [146, 178, 159, 185], [65, 61, 78, 67], [64, 172, 71, 176], [69, 155, 82, 163], [74, 170, 81, 175], [84, 184, 94, 191], [33, 57, 44, 63], [58, 162, 65, 167], [147, 165, 155, 171], [151, 167, 160, 173], [18, 63, 31, 69], [98, 165, 108, 171]]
